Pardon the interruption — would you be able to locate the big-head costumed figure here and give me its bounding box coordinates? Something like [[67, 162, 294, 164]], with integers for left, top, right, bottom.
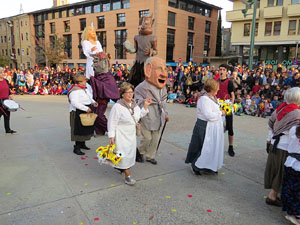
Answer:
[[81, 24, 103, 79], [90, 52, 120, 135], [124, 15, 158, 87], [134, 57, 169, 164]]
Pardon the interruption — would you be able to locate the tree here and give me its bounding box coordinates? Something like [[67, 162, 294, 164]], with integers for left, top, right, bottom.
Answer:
[[216, 11, 222, 57], [0, 55, 11, 67], [43, 35, 67, 67]]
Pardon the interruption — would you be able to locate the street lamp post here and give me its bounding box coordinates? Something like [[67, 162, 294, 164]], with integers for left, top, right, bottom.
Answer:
[[242, 0, 258, 70]]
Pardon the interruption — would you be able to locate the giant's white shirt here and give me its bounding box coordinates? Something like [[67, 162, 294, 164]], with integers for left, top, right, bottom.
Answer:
[[82, 40, 103, 79]]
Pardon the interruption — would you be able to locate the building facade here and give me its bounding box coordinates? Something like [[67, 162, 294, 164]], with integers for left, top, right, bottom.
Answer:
[[227, 0, 300, 67], [30, 0, 219, 68], [0, 14, 35, 69]]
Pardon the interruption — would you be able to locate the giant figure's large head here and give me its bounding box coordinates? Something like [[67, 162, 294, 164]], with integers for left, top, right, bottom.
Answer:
[[81, 26, 96, 42], [144, 57, 168, 89], [139, 15, 154, 35], [93, 52, 110, 75]]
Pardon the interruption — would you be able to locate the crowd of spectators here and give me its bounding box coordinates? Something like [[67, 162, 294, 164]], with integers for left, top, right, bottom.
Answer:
[[2, 62, 300, 119], [1, 64, 131, 96], [166, 62, 300, 118]]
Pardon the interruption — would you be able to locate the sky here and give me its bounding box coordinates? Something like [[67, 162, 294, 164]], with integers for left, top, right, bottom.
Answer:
[[0, 0, 233, 27]]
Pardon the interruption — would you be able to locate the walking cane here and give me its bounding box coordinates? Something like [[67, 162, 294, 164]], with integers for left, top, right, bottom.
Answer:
[[156, 120, 168, 152]]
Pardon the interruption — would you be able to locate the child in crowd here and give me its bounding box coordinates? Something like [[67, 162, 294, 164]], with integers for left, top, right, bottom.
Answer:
[[186, 92, 198, 108], [271, 95, 280, 111], [252, 80, 261, 95], [243, 94, 252, 111], [235, 98, 244, 116], [251, 92, 261, 106], [257, 101, 265, 117], [263, 99, 273, 117], [167, 89, 177, 103], [245, 99, 258, 116], [184, 89, 192, 104]]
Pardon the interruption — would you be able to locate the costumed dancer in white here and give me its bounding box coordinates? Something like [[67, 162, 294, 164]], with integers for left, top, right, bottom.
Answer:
[[185, 79, 226, 175], [108, 82, 152, 185], [81, 24, 103, 79]]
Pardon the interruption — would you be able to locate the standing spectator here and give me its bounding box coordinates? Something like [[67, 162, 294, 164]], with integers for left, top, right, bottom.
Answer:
[[216, 64, 236, 157]]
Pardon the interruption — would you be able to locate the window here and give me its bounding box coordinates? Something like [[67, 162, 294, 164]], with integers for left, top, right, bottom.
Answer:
[[205, 9, 211, 17], [288, 20, 296, 35], [103, 1, 111, 12], [276, 0, 283, 6], [187, 4, 194, 12], [50, 23, 55, 34], [117, 13, 126, 27], [59, 11, 62, 18], [166, 28, 175, 61], [75, 7, 84, 15], [112, 0, 121, 10], [178, 1, 186, 10], [204, 35, 210, 50], [267, 0, 274, 7], [123, 0, 130, 8], [292, 0, 299, 4], [68, 8, 75, 16], [115, 29, 127, 59], [205, 21, 211, 33], [85, 6, 91, 14], [63, 34, 72, 59], [255, 23, 259, 36], [98, 16, 105, 29], [244, 23, 250, 36], [265, 22, 272, 36], [26, 33, 28, 40], [188, 17, 195, 30], [94, 4, 101, 13], [80, 18, 86, 31], [18, 48, 20, 56], [168, 0, 177, 7], [168, 11, 176, 27], [186, 32, 194, 62], [96, 31, 107, 52], [27, 48, 29, 56], [273, 21, 281, 35], [298, 20, 300, 35], [50, 36, 55, 48], [139, 10, 149, 19], [64, 20, 70, 32], [78, 33, 85, 59]]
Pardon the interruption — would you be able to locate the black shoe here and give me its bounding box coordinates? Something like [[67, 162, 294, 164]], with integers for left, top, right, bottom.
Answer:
[[228, 146, 235, 157], [80, 144, 90, 150], [190, 166, 201, 175], [6, 130, 17, 134], [136, 149, 144, 163], [146, 158, 157, 165], [73, 146, 85, 155]]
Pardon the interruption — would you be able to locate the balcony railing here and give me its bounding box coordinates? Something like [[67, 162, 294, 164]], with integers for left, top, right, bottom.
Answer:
[[263, 6, 283, 18], [287, 4, 300, 17], [226, 8, 260, 22]]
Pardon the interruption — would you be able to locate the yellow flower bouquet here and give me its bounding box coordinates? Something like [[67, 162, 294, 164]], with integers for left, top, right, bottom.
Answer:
[[218, 99, 236, 116], [96, 144, 122, 166]]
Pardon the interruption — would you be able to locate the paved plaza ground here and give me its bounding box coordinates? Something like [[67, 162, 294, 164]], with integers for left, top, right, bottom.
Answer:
[[0, 96, 290, 225]]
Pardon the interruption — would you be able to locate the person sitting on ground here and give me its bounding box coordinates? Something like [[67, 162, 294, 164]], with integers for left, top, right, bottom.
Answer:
[[245, 99, 258, 116], [257, 101, 265, 117], [235, 98, 244, 116], [243, 94, 252, 111], [263, 99, 273, 117], [184, 88, 192, 104], [271, 95, 280, 111], [187, 91, 199, 108], [167, 89, 177, 103]]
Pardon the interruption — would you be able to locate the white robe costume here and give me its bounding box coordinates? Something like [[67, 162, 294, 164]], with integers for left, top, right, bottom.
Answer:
[[194, 96, 224, 172], [82, 40, 103, 79], [108, 103, 148, 169]]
